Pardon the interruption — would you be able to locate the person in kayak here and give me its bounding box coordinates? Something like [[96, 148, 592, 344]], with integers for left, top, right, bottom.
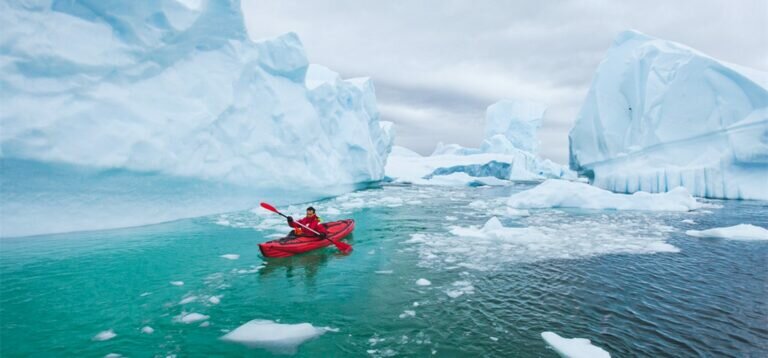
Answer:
[[287, 207, 328, 239]]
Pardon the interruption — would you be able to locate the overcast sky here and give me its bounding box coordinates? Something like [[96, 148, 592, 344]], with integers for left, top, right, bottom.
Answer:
[[242, 0, 767, 163]]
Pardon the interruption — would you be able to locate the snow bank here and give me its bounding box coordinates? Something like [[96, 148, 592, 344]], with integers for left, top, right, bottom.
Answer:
[[541, 332, 611, 358], [686, 224, 768, 241], [507, 180, 704, 211], [0, 0, 392, 237], [569, 30, 768, 200], [220, 319, 331, 354]]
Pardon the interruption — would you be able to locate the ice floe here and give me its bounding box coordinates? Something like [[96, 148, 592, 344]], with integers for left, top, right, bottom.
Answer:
[[398, 310, 416, 319], [179, 296, 198, 305], [416, 278, 431, 286], [175, 312, 209, 324], [209, 296, 222, 305], [170, 281, 184, 286], [508, 180, 706, 211], [220, 319, 331, 354], [541, 331, 610, 358], [686, 224, 768, 241], [220, 254, 240, 260], [141, 326, 154, 334], [93, 329, 116, 341]]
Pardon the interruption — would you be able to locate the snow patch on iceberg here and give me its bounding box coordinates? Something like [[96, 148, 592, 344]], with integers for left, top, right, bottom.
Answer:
[[0, 0, 392, 237], [569, 30, 768, 200], [220, 319, 332, 354], [507, 180, 707, 211], [686, 224, 768, 241], [541, 332, 611, 358]]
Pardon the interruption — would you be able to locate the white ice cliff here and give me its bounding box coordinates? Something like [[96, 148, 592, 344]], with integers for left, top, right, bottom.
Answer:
[[569, 30, 768, 200], [387, 99, 574, 185], [0, 0, 393, 237]]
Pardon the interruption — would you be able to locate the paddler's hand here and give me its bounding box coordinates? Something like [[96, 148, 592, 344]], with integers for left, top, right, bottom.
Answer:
[[287, 216, 294, 224], [319, 233, 327, 239]]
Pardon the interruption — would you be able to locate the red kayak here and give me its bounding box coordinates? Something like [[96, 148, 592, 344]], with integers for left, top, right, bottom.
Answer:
[[259, 219, 355, 258]]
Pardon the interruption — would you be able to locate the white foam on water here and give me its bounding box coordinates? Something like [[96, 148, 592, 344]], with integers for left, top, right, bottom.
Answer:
[[170, 281, 184, 286], [541, 331, 611, 358], [415, 278, 431, 286], [406, 212, 678, 271], [686, 224, 768, 241], [175, 312, 209, 324], [220, 254, 240, 260], [141, 326, 154, 334], [220, 319, 331, 354], [93, 329, 116, 341]]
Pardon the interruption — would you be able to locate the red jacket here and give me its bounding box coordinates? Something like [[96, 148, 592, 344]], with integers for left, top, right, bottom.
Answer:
[[289, 215, 328, 236]]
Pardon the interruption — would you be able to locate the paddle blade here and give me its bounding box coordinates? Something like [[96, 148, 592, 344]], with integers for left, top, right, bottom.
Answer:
[[333, 240, 353, 254], [260, 202, 278, 213]]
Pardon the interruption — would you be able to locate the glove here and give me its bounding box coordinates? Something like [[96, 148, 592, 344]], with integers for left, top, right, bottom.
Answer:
[[319, 233, 328, 239], [286, 216, 294, 224]]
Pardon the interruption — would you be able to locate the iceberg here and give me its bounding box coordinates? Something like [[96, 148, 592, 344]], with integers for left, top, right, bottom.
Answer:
[[569, 30, 768, 200], [507, 179, 706, 211], [386, 100, 574, 185], [0, 0, 392, 237]]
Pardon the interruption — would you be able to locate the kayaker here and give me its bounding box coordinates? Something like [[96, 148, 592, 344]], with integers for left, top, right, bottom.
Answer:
[[287, 207, 328, 239]]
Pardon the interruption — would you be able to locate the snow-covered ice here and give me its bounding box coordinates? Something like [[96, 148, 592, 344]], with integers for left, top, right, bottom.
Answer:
[[175, 313, 209, 324], [541, 332, 611, 358], [220, 254, 240, 260], [686, 224, 768, 241], [93, 329, 116, 341], [0, 0, 393, 237], [220, 319, 330, 354], [416, 278, 432, 286], [569, 30, 768, 200], [507, 180, 705, 211]]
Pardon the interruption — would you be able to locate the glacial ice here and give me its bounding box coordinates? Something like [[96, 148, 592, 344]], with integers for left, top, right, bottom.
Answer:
[[686, 224, 768, 241], [220, 319, 330, 354], [507, 180, 706, 211], [569, 30, 768, 200], [386, 99, 575, 185], [0, 0, 392, 237], [541, 332, 611, 358]]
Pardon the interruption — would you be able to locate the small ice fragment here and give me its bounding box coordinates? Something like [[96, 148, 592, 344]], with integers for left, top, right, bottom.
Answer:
[[93, 329, 116, 341], [681, 219, 696, 224], [176, 313, 210, 324], [445, 216, 458, 221], [399, 310, 416, 319], [170, 281, 184, 286], [179, 296, 198, 304], [209, 296, 221, 305], [141, 326, 154, 334], [541, 331, 610, 358], [413, 302, 419, 307], [416, 278, 431, 286], [200, 321, 210, 327], [140, 292, 152, 297], [375, 270, 393, 274], [220, 254, 240, 260], [490, 336, 498, 341], [220, 319, 328, 354], [686, 224, 768, 241], [104, 354, 122, 358]]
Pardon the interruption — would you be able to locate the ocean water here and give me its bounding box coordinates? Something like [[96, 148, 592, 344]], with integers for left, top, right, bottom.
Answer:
[[1, 183, 766, 357]]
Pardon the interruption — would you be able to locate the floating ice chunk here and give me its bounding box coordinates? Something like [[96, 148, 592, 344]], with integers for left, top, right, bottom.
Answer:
[[325, 207, 341, 215], [399, 310, 416, 319], [681, 219, 696, 224], [141, 326, 154, 334], [93, 329, 116, 341], [416, 278, 431, 286], [490, 337, 499, 341], [220, 254, 240, 260], [104, 354, 121, 358], [179, 296, 198, 305], [508, 180, 704, 211], [140, 292, 152, 297], [375, 270, 393, 274], [686, 224, 768, 241], [175, 313, 209, 324], [445, 216, 458, 221], [541, 331, 610, 358], [209, 296, 222, 305], [413, 302, 419, 307], [220, 319, 330, 354], [445, 281, 475, 298], [200, 322, 210, 327], [170, 281, 184, 286]]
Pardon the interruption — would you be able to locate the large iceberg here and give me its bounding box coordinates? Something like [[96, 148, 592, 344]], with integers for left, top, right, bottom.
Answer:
[[0, 0, 392, 237], [569, 30, 768, 200], [386, 99, 574, 185]]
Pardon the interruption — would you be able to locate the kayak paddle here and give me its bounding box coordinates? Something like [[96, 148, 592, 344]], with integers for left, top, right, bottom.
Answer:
[[260, 202, 352, 254]]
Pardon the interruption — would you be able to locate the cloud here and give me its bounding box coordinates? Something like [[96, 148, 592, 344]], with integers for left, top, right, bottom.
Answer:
[[242, 0, 768, 163]]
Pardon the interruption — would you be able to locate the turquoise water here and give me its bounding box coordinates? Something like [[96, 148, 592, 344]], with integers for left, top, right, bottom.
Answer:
[[1, 183, 767, 357]]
